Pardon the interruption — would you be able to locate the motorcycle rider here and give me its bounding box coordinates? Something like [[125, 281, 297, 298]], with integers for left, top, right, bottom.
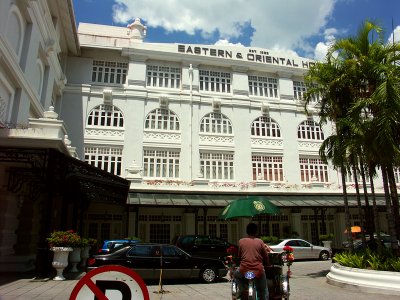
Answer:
[[235, 222, 270, 299]]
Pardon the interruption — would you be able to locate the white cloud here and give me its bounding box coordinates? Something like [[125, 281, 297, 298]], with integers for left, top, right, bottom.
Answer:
[[388, 25, 400, 44], [214, 39, 244, 47], [314, 42, 329, 61], [313, 27, 338, 61], [112, 0, 337, 56]]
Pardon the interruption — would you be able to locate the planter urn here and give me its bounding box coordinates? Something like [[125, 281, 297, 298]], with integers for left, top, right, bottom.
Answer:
[[69, 247, 82, 272], [322, 240, 332, 249], [80, 246, 91, 268], [51, 247, 73, 280]]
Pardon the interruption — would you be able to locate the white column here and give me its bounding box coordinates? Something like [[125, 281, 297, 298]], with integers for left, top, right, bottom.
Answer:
[[183, 213, 196, 234], [334, 211, 345, 246], [291, 212, 302, 237], [127, 211, 137, 238]]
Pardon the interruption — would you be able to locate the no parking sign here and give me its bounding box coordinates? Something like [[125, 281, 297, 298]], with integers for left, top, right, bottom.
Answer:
[[69, 265, 149, 300]]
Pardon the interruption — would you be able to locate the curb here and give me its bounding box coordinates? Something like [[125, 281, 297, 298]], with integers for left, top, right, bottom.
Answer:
[[326, 263, 400, 296]]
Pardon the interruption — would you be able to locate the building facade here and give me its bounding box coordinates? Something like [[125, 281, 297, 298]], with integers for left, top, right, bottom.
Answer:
[[61, 18, 389, 248], [0, 0, 393, 273], [0, 0, 129, 273]]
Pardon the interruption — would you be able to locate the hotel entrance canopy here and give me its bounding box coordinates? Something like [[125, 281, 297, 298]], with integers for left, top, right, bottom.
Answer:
[[128, 193, 387, 208]]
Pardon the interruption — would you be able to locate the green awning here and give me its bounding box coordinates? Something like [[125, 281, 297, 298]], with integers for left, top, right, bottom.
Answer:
[[128, 193, 387, 208]]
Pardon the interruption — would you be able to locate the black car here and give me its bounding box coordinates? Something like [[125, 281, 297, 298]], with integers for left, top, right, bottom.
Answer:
[[172, 235, 238, 259], [97, 239, 141, 254], [87, 243, 227, 283]]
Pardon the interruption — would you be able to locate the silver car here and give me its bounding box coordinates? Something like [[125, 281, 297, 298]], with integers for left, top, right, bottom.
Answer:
[[269, 239, 331, 260]]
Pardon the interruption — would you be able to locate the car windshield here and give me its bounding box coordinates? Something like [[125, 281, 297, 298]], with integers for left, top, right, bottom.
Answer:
[[108, 244, 131, 253]]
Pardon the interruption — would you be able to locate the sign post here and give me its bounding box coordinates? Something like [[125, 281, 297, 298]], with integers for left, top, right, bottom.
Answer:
[[70, 265, 149, 300]]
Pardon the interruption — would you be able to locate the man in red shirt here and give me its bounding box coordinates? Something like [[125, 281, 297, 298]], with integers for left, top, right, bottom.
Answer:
[[236, 222, 270, 299]]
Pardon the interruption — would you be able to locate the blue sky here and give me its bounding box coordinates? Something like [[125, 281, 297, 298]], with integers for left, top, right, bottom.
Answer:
[[72, 0, 400, 60]]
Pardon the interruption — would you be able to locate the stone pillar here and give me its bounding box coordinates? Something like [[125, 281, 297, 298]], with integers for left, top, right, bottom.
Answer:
[[334, 211, 346, 247], [183, 212, 196, 235], [290, 210, 302, 237], [127, 210, 137, 238]]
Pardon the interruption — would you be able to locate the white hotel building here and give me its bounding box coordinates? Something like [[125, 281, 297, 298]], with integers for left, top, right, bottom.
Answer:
[[0, 0, 389, 272]]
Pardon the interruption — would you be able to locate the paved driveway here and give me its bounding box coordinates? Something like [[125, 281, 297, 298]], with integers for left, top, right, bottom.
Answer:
[[1, 260, 400, 299]]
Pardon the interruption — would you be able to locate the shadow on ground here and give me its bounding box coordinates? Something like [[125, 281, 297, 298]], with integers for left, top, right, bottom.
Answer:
[[145, 277, 230, 286], [304, 270, 330, 278]]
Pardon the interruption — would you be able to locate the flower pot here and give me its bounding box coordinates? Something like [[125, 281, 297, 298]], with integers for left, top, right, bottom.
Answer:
[[322, 240, 332, 249], [80, 246, 90, 268], [69, 247, 82, 272], [51, 247, 73, 280]]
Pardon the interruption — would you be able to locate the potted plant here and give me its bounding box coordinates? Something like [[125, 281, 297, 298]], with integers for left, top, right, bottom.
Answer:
[[66, 231, 83, 272], [47, 230, 80, 280], [320, 233, 334, 249], [80, 238, 97, 268]]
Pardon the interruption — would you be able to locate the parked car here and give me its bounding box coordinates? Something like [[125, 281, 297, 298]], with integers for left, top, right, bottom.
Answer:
[[97, 239, 140, 254], [172, 235, 237, 259], [269, 238, 331, 260], [342, 234, 399, 251], [87, 243, 227, 283]]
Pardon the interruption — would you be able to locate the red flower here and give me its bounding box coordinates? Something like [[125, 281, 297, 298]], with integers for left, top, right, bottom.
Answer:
[[283, 245, 293, 252], [227, 245, 237, 255]]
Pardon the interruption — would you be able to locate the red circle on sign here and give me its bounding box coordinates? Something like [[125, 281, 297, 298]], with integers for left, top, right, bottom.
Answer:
[[69, 265, 149, 300]]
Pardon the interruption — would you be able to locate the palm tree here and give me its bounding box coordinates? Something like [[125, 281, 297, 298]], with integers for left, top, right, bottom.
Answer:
[[305, 20, 400, 253], [319, 131, 354, 250], [336, 21, 400, 251], [304, 56, 356, 250]]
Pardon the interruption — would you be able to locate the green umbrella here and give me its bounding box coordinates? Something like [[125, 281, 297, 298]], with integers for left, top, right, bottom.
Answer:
[[219, 196, 280, 220]]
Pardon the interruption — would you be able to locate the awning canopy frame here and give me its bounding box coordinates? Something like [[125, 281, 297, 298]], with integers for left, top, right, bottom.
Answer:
[[128, 192, 388, 208]]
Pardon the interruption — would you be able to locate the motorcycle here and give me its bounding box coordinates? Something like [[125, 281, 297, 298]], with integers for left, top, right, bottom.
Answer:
[[231, 252, 290, 300], [231, 270, 258, 300]]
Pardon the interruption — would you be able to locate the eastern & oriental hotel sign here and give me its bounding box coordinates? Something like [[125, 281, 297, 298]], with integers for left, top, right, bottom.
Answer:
[[178, 44, 315, 69]]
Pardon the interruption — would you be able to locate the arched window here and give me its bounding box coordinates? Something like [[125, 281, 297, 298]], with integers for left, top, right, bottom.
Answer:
[[144, 108, 180, 131], [200, 113, 232, 134], [251, 116, 281, 137], [6, 6, 24, 57], [87, 104, 124, 127], [297, 120, 324, 140]]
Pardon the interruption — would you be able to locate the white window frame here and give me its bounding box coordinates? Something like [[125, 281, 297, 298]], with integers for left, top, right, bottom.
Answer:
[[87, 105, 124, 128], [297, 120, 324, 140], [200, 113, 232, 134], [344, 169, 369, 184], [92, 60, 128, 84], [293, 81, 306, 100], [251, 117, 281, 137], [146, 65, 181, 89], [200, 152, 234, 180], [199, 69, 231, 93], [252, 155, 284, 181], [294, 80, 318, 102], [299, 157, 329, 183], [248, 75, 278, 98], [144, 108, 180, 131], [84, 146, 123, 176], [143, 149, 180, 178]]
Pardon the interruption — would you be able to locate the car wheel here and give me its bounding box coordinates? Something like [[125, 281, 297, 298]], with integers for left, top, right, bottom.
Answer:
[[200, 266, 217, 283], [319, 250, 330, 260]]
